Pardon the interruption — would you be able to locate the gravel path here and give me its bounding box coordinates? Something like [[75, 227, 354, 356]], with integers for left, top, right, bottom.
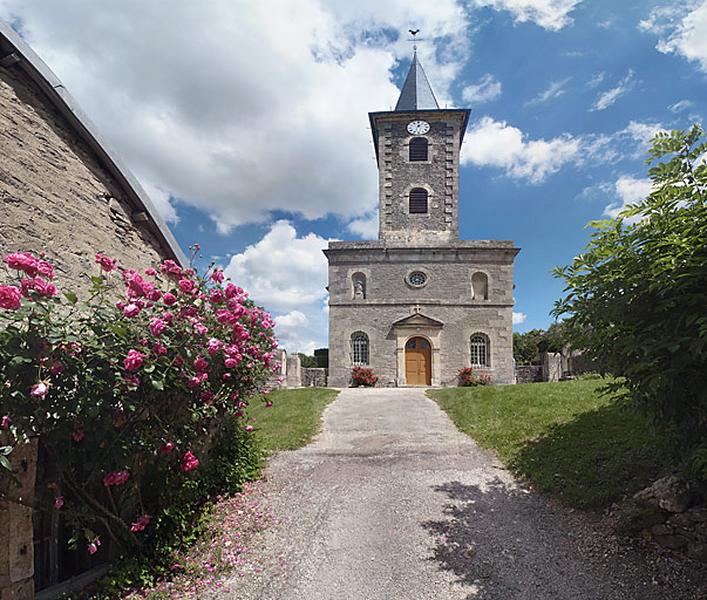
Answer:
[[225, 388, 706, 600]]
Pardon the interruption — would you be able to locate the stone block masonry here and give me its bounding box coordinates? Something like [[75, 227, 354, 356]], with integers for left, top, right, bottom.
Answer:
[[0, 68, 168, 281]]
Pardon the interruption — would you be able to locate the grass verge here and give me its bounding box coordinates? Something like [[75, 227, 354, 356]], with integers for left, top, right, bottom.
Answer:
[[428, 379, 682, 510], [248, 387, 339, 454]]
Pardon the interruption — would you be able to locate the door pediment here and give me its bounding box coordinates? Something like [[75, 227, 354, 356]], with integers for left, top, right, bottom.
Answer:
[[392, 313, 444, 329]]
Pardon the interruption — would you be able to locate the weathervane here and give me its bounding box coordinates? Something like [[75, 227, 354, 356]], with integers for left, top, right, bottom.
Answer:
[[408, 29, 422, 53]]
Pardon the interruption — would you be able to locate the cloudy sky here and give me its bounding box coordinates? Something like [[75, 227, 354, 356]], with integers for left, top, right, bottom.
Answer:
[[2, 0, 706, 353]]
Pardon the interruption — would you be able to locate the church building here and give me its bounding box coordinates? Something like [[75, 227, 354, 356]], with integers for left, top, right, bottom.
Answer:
[[324, 52, 519, 387]]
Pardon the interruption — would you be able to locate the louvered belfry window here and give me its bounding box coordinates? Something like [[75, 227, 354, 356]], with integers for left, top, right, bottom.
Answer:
[[409, 188, 428, 214], [409, 137, 428, 162]]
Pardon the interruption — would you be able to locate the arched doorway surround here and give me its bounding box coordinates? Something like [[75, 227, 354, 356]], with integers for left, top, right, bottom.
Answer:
[[391, 312, 443, 386]]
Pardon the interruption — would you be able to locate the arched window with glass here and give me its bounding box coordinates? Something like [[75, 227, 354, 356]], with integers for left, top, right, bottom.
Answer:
[[351, 331, 369, 365], [470, 333, 490, 368]]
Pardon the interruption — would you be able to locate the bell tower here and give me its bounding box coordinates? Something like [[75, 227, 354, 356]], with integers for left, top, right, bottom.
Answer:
[[368, 52, 470, 245]]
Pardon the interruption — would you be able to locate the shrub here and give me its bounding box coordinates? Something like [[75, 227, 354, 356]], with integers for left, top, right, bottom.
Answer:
[[0, 248, 279, 558], [458, 367, 491, 387], [553, 125, 707, 439], [350, 366, 378, 387]]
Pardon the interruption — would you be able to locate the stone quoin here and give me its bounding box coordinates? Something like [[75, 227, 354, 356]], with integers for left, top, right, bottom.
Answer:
[[325, 51, 519, 387]]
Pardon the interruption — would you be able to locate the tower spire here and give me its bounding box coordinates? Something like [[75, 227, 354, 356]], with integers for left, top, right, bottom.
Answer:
[[395, 32, 439, 111]]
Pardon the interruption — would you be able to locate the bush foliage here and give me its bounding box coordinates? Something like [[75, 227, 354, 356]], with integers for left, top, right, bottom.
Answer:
[[0, 248, 279, 559], [458, 367, 491, 387], [553, 125, 707, 439], [350, 366, 378, 387]]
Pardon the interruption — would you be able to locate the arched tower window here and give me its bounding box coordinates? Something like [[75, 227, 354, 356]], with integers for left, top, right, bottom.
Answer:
[[409, 137, 428, 162], [471, 272, 489, 300], [351, 332, 369, 365], [470, 333, 490, 368], [352, 272, 366, 300], [409, 188, 428, 214]]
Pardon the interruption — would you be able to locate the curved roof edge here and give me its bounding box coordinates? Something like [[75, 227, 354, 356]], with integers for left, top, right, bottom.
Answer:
[[0, 20, 187, 265]]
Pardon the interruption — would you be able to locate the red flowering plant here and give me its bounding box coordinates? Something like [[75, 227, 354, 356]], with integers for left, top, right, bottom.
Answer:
[[350, 366, 378, 387], [458, 367, 491, 387], [0, 248, 278, 555]]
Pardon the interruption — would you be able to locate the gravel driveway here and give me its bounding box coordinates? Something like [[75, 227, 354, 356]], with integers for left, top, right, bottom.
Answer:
[[226, 388, 706, 599]]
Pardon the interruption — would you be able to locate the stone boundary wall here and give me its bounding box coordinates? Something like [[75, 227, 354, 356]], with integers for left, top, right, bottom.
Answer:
[[302, 368, 328, 388], [515, 365, 543, 384]]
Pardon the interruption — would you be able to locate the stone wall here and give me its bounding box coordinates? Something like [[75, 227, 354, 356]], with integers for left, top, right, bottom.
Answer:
[[302, 368, 328, 387], [0, 68, 168, 284], [0, 59, 176, 598], [614, 475, 707, 564], [515, 365, 543, 384], [372, 111, 466, 244]]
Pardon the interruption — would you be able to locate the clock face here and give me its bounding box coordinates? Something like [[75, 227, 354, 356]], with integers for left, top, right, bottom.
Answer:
[[407, 120, 430, 135]]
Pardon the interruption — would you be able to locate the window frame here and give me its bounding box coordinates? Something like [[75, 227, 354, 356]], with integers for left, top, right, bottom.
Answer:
[[409, 187, 428, 214], [351, 331, 370, 366], [409, 137, 429, 162], [470, 333, 490, 368]]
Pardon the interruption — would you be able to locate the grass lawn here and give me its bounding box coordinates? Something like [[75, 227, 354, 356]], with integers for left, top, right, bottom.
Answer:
[[248, 388, 339, 455], [428, 379, 683, 510]]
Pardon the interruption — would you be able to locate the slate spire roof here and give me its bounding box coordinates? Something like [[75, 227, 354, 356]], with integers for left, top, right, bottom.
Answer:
[[394, 51, 439, 111]]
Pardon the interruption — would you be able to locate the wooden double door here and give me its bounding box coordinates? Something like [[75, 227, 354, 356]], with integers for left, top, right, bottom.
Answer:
[[405, 337, 431, 386]]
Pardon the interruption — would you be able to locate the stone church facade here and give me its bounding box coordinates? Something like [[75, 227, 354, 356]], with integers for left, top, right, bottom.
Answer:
[[325, 53, 519, 388]]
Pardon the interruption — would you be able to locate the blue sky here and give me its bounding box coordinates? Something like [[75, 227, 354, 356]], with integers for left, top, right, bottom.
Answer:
[[2, 0, 706, 352]]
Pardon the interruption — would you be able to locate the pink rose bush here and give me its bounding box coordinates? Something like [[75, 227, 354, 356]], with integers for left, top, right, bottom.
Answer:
[[0, 248, 278, 557]]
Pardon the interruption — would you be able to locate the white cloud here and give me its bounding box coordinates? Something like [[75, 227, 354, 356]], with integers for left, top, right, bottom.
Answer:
[[586, 71, 605, 88], [470, 0, 582, 31], [461, 74, 503, 103], [512, 311, 527, 325], [225, 220, 330, 311], [0, 0, 471, 231], [461, 116, 582, 183], [590, 70, 636, 111], [461, 117, 666, 184], [224, 220, 332, 353], [525, 77, 572, 106], [669, 99, 693, 113], [640, 2, 707, 72], [347, 211, 379, 240], [603, 175, 652, 220]]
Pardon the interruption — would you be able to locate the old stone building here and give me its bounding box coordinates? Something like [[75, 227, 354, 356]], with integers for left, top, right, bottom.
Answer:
[[0, 21, 183, 599], [325, 53, 519, 387]]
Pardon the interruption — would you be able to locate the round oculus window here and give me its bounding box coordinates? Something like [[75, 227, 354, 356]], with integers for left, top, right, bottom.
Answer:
[[408, 271, 427, 287]]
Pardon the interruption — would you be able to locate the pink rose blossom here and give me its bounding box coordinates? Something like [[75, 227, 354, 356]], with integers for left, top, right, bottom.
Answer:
[[181, 451, 199, 472], [161, 442, 175, 454], [152, 342, 168, 356], [149, 318, 167, 336], [1, 415, 10, 430], [0, 285, 22, 310], [49, 361, 64, 376], [200, 390, 214, 403], [209, 288, 225, 303], [30, 382, 48, 398], [95, 253, 117, 272], [72, 427, 85, 442], [160, 259, 182, 279], [147, 288, 162, 302], [54, 496, 64, 510], [206, 338, 223, 356], [123, 349, 145, 371], [222, 372, 232, 381], [103, 470, 130, 487], [162, 292, 177, 306], [244, 425, 254, 432], [162, 310, 174, 323], [4, 252, 54, 279], [123, 374, 141, 387], [265, 400, 273, 408], [194, 356, 209, 372], [193, 322, 208, 336], [123, 303, 141, 318], [87, 537, 101, 555], [210, 269, 225, 283], [178, 279, 195, 294], [224, 358, 238, 369], [130, 514, 151, 533], [145, 267, 157, 276], [20, 277, 57, 298]]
